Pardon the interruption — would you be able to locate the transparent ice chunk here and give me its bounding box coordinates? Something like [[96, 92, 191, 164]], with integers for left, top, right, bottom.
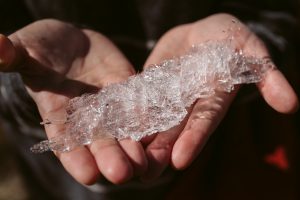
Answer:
[[30, 41, 274, 153]]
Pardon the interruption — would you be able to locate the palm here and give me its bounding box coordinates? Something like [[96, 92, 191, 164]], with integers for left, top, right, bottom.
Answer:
[[10, 19, 133, 110], [141, 14, 298, 180], [4, 19, 147, 184], [1, 15, 297, 185]]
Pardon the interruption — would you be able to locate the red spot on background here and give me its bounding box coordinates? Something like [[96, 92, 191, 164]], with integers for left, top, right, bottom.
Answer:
[[265, 146, 289, 171]]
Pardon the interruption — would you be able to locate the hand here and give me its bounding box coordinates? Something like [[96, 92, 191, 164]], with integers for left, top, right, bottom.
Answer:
[[0, 19, 148, 184], [140, 13, 299, 181]]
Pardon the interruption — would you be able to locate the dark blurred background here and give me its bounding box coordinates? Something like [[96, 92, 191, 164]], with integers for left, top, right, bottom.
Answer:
[[0, 0, 299, 200], [0, 127, 28, 199]]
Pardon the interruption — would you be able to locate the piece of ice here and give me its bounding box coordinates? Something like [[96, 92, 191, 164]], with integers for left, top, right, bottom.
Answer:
[[30, 41, 274, 153]]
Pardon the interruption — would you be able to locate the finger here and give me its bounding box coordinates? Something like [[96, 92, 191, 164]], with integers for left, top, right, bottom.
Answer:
[[89, 138, 133, 184], [171, 92, 236, 169], [257, 68, 299, 114], [141, 30, 188, 181], [2, 29, 103, 185], [233, 27, 299, 114], [140, 134, 157, 147], [44, 118, 100, 185], [140, 123, 186, 182], [57, 147, 101, 185], [79, 36, 147, 182], [119, 139, 148, 176], [0, 34, 20, 71]]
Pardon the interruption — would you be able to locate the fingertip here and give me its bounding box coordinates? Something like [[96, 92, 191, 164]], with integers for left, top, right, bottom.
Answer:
[[81, 172, 101, 186], [58, 147, 101, 185], [171, 116, 215, 170], [104, 160, 133, 185], [258, 69, 299, 114], [171, 142, 189, 170], [90, 139, 134, 184], [171, 132, 199, 170], [0, 34, 17, 71]]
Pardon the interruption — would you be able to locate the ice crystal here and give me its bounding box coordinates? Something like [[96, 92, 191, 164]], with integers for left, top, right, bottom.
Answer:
[[30, 41, 274, 153]]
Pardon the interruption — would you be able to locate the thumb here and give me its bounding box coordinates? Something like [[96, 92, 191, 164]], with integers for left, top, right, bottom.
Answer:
[[0, 34, 22, 72]]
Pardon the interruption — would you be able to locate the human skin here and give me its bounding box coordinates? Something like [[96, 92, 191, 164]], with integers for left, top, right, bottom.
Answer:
[[140, 13, 298, 181], [0, 19, 147, 185], [0, 13, 298, 185]]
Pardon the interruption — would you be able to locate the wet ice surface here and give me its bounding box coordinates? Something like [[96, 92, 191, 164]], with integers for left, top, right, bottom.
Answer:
[[30, 41, 274, 153]]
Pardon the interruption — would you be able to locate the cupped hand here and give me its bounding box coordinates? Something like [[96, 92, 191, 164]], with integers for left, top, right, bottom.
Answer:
[[0, 19, 147, 185], [140, 13, 299, 181]]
